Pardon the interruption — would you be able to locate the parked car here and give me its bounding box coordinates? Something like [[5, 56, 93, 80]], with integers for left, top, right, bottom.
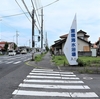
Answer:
[[21, 49, 27, 54], [0, 51, 2, 55], [15, 50, 20, 54], [8, 50, 16, 56]]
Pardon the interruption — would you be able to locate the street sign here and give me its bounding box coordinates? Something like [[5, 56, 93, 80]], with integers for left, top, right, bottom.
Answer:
[[63, 15, 78, 65]]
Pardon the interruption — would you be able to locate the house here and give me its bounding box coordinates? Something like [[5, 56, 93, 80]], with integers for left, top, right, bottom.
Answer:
[[51, 30, 91, 55], [94, 37, 100, 48], [18, 46, 31, 52], [93, 37, 100, 56], [0, 42, 6, 51], [0, 41, 16, 51]]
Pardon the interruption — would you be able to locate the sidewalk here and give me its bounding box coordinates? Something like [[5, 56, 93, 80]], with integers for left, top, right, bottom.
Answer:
[[27, 52, 80, 72], [27, 52, 100, 74], [27, 52, 58, 70]]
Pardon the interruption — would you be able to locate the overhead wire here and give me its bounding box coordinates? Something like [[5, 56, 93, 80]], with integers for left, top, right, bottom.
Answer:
[[1, 19, 17, 31], [30, 0, 41, 33], [21, 0, 32, 18], [21, 0, 40, 32], [31, 0, 41, 29], [0, 12, 28, 18], [38, 0, 59, 10], [15, 0, 31, 23]]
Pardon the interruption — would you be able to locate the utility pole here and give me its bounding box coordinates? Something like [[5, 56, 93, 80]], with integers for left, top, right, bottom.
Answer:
[[32, 9, 35, 60], [16, 31, 19, 47], [32, 9, 35, 48], [29, 39, 31, 47], [45, 32, 48, 47], [41, 8, 43, 50]]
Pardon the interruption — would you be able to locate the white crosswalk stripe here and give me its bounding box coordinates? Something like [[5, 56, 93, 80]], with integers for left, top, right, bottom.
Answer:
[[13, 61, 21, 64], [12, 68, 99, 98], [6, 61, 14, 64], [24, 79, 84, 83], [0, 60, 22, 64]]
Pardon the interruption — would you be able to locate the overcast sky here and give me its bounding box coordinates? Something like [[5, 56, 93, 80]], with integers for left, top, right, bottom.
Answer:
[[0, 0, 100, 48]]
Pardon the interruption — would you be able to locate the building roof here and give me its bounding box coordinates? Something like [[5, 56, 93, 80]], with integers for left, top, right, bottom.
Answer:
[[52, 30, 91, 47], [77, 30, 90, 37], [95, 40, 100, 45], [60, 34, 68, 38], [78, 37, 91, 44], [0, 42, 6, 44], [77, 30, 87, 34], [52, 39, 66, 47], [60, 30, 90, 39], [52, 37, 91, 47]]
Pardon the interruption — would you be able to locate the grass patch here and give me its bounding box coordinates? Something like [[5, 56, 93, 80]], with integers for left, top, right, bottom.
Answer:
[[52, 55, 69, 66], [52, 55, 100, 73], [78, 56, 100, 67], [52, 55, 100, 67], [34, 52, 46, 62]]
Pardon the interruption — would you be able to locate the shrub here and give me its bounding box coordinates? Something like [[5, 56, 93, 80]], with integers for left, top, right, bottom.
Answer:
[[77, 58, 86, 66]]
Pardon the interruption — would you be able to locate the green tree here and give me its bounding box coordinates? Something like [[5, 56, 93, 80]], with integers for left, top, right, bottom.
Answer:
[[4, 42, 8, 51], [14, 43, 17, 50], [45, 46, 49, 52]]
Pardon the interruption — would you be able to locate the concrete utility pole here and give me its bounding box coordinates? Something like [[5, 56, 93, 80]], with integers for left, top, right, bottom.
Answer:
[[32, 9, 35, 60], [16, 31, 19, 46], [29, 39, 31, 47], [41, 8, 43, 50], [32, 9, 35, 48]]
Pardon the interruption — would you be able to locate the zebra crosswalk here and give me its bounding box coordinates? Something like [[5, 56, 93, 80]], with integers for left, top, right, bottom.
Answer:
[[12, 68, 99, 99]]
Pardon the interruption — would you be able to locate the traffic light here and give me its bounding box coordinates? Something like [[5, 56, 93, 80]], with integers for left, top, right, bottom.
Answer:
[[38, 36, 40, 42]]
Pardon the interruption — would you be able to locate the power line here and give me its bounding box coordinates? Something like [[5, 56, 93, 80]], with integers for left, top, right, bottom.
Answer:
[[1, 19, 17, 31], [15, 0, 31, 22], [31, 0, 41, 29], [0, 12, 28, 18], [31, 0, 35, 8], [0, 12, 40, 32], [37, 0, 59, 10], [21, 0, 32, 18], [21, 0, 40, 32]]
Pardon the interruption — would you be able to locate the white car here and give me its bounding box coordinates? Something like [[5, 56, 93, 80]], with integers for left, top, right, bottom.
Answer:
[[21, 49, 27, 54], [8, 50, 16, 56]]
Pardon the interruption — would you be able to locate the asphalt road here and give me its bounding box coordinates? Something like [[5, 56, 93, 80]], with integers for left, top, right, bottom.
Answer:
[[0, 53, 34, 99], [0, 53, 100, 99], [11, 68, 100, 99], [11, 52, 100, 99]]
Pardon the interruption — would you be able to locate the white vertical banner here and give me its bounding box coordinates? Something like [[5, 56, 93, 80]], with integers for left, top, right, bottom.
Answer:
[[63, 15, 78, 65]]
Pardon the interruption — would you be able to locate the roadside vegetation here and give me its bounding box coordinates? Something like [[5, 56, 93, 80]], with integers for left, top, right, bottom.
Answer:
[[51, 55, 100, 74], [34, 52, 47, 62], [31, 46, 49, 62], [52, 55, 69, 66]]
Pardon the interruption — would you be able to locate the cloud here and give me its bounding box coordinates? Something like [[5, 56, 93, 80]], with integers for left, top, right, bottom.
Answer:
[[0, 0, 100, 47], [42, 0, 100, 46]]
